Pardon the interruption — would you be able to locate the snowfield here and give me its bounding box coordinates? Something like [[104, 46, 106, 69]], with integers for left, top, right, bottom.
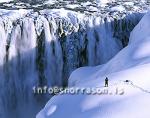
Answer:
[[37, 11, 150, 118]]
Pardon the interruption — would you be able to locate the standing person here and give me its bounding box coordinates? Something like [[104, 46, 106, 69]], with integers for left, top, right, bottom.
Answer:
[[105, 77, 108, 87]]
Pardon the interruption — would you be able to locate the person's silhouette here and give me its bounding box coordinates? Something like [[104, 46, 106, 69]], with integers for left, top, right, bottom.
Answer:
[[105, 77, 108, 87]]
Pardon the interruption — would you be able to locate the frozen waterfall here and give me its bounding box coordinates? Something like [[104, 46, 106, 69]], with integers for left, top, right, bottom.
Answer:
[[0, 9, 144, 118]]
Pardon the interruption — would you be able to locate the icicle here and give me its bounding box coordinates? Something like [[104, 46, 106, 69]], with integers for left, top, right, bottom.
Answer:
[[0, 19, 6, 66]]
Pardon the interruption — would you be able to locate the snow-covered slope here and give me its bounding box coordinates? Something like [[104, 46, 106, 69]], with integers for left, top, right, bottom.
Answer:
[[37, 11, 150, 118]]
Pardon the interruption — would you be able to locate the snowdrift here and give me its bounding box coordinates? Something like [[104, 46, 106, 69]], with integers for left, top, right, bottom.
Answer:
[[37, 11, 150, 118]]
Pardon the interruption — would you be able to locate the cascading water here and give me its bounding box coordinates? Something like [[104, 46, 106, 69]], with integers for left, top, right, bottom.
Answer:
[[0, 4, 147, 118]]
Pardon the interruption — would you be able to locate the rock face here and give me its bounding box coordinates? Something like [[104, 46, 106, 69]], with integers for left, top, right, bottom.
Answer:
[[0, 0, 149, 118]]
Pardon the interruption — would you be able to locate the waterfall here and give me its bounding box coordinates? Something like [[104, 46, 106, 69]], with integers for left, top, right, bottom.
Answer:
[[0, 10, 144, 118]]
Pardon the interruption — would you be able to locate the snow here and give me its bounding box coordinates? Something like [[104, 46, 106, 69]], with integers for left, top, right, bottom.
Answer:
[[66, 4, 80, 9], [37, 11, 150, 118], [124, 2, 134, 6], [87, 6, 98, 12], [96, 0, 115, 4], [40, 9, 85, 25], [46, 105, 57, 116], [0, 9, 31, 20], [0, 0, 13, 3], [110, 5, 126, 12], [81, 1, 92, 7], [44, 0, 56, 5], [129, 12, 150, 44]]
